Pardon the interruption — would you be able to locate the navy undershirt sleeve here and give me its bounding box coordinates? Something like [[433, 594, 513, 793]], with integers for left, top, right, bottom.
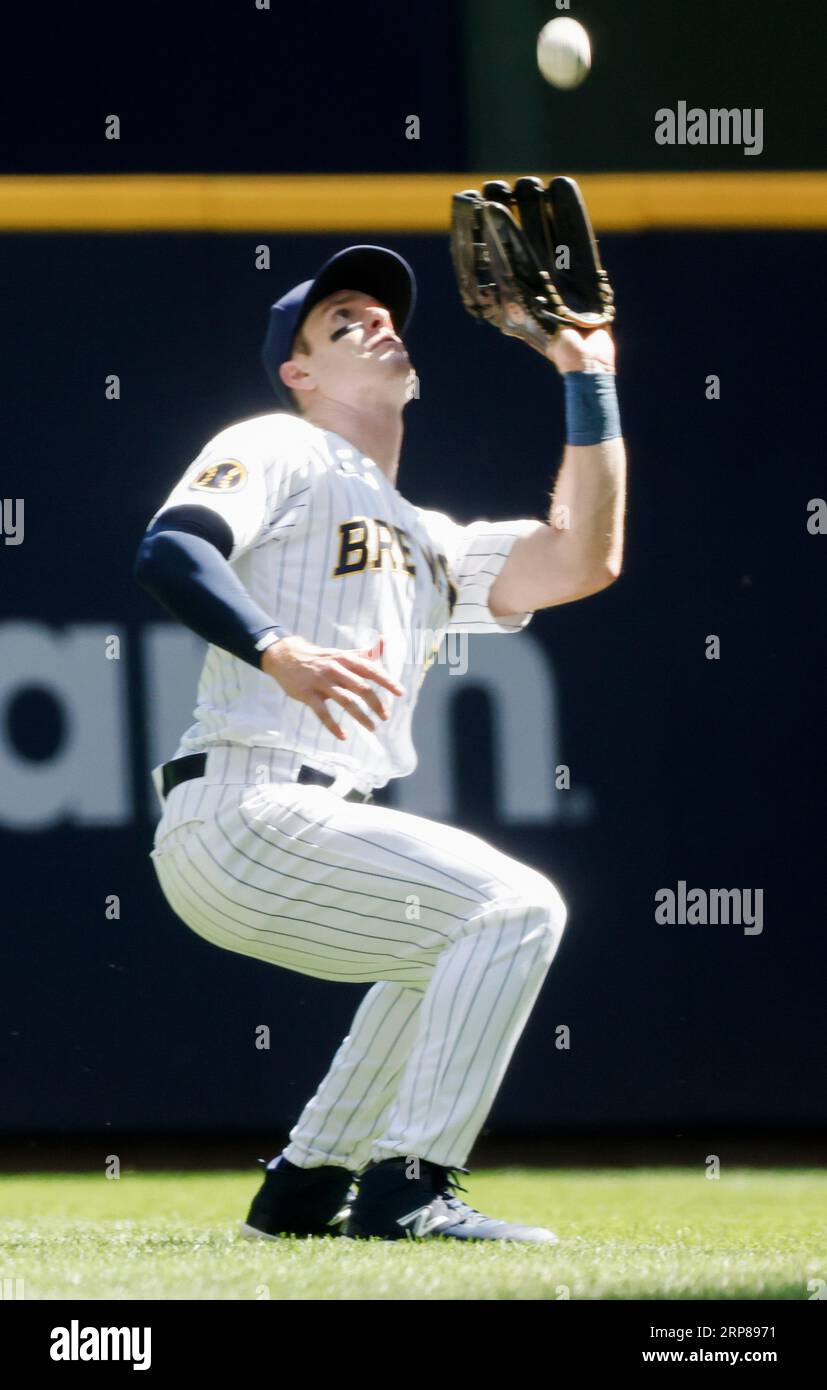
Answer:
[[133, 506, 283, 669]]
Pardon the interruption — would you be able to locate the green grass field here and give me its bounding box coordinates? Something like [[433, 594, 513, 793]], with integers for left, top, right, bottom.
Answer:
[[0, 1169, 824, 1300]]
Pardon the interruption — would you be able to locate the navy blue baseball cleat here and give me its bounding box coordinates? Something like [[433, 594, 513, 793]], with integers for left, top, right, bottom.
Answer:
[[343, 1157, 558, 1244], [240, 1155, 357, 1239]]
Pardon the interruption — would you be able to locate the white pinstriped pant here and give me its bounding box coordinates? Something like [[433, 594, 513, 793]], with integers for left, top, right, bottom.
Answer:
[[150, 746, 568, 1171]]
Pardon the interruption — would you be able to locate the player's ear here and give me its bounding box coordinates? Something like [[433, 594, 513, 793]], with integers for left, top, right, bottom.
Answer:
[[279, 357, 313, 398]]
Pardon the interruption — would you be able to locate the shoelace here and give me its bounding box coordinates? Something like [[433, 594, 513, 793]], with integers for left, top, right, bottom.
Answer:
[[438, 1165, 470, 1195], [431, 1165, 488, 1222]]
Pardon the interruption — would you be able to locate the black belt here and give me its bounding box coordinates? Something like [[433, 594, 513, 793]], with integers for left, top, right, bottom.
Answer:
[[161, 753, 372, 803]]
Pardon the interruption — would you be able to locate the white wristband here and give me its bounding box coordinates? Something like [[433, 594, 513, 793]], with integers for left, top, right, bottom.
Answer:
[[254, 628, 286, 654]]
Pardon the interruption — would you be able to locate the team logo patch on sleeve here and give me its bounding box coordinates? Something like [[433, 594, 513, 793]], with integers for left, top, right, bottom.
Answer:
[[190, 460, 247, 492]]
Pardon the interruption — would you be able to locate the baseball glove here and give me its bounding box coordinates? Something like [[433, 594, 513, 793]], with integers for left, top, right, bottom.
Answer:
[[450, 175, 615, 357]]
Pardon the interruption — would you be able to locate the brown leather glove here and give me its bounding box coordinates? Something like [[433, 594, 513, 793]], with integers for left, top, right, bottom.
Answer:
[[450, 175, 615, 358]]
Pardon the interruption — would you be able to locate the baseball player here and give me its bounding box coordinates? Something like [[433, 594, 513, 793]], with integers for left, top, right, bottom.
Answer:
[[135, 181, 625, 1243]]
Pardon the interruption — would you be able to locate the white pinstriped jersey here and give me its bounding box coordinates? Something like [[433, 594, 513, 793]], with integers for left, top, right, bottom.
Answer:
[[150, 412, 538, 790]]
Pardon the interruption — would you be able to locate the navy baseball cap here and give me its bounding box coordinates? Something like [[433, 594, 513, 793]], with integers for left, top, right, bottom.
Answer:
[[261, 245, 416, 408]]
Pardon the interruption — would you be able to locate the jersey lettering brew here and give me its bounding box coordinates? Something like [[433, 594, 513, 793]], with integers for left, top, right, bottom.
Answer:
[[150, 413, 537, 789]]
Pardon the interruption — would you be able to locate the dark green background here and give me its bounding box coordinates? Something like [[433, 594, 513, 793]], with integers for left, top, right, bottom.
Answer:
[[464, 0, 824, 171]]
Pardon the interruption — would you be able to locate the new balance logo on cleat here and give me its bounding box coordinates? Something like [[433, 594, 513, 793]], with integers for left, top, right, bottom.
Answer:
[[343, 1159, 559, 1243], [397, 1202, 453, 1237]]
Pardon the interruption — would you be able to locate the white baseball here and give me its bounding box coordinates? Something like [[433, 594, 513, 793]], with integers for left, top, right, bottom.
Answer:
[[537, 17, 592, 90]]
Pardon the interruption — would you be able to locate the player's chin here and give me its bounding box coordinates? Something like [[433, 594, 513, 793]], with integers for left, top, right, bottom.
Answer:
[[354, 354, 411, 407], [370, 351, 412, 389], [388, 348, 413, 380]]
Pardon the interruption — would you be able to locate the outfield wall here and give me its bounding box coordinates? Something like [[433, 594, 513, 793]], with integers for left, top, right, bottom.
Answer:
[[1, 219, 822, 1137]]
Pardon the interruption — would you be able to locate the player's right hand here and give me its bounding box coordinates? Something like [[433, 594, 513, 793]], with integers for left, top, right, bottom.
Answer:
[[260, 635, 405, 741]]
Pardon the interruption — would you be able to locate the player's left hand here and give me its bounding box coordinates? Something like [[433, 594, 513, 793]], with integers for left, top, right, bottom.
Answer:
[[544, 325, 615, 375]]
